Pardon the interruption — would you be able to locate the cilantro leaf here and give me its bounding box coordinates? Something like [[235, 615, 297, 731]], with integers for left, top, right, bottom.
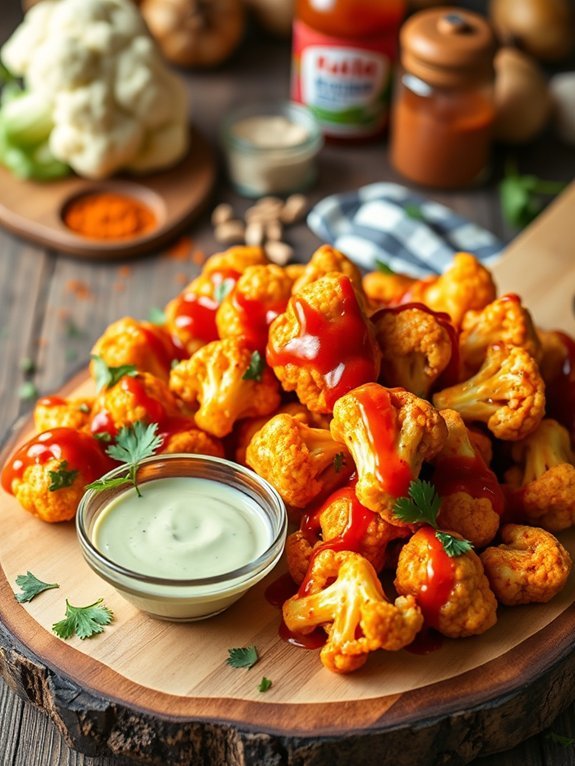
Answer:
[[499, 160, 566, 229], [546, 731, 575, 748], [214, 279, 235, 304], [52, 598, 113, 640], [227, 645, 259, 669], [374, 258, 395, 275], [14, 571, 59, 603], [242, 350, 264, 382], [48, 460, 79, 491], [91, 355, 137, 392], [18, 381, 38, 401], [148, 307, 167, 325], [85, 475, 132, 492], [258, 676, 272, 692], [19, 357, 36, 374], [333, 452, 346, 473], [435, 531, 473, 558], [393, 480, 440, 527]]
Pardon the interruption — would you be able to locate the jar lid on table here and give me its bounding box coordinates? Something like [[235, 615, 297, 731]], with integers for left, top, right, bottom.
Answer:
[[400, 7, 496, 88]]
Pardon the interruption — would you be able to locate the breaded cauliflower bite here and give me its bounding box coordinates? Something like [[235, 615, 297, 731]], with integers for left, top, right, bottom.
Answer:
[[395, 527, 498, 638], [161, 427, 224, 458], [233, 402, 310, 466], [246, 413, 353, 508], [91, 371, 183, 436], [330, 383, 447, 522], [362, 270, 417, 309], [371, 304, 456, 398], [170, 338, 281, 438], [480, 524, 572, 606], [267, 273, 381, 413], [433, 409, 502, 548], [90, 317, 182, 382], [1, 428, 115, 523], [286, 483, 410, 583], [216, 264, 293, 350], [283, 549, 424, 673], [408, 252, 497, 327], [459, 294, 541, 376], [291, 244, 364, 295], [504, 419, 575, 531], [34, 396, 93, 433], [433, 344, 545, 441]]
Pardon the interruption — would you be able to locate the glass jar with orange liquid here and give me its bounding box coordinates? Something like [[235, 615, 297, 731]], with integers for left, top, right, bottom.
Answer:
[[291, 0, 406, 141], [389, 9, 497, 188]]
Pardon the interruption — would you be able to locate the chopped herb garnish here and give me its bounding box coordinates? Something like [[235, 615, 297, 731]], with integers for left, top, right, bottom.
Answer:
[[374, 258, 395, 275], [91, 355, 138, 392], [214, 279, 235, 304], [19, 357, 36, 374], [499, 160, 566, 229], [546, 731, 575, 747], [148, 307, 167, 325], [242, 350, 264, 382], [18, 381, 38, 401], [86, 421, 162, 498], [227, 645, 259, 670], [52, 598, 113, 640], [78, 402, 91, 414], [405, 203, 424, 221], [333, 452, 346, 473], [93, 431, 112, 443], [393, 479, 473, 558], [258, 676, 272, 692], [48, 460, 79, 491], [14, 571, 59, 603]]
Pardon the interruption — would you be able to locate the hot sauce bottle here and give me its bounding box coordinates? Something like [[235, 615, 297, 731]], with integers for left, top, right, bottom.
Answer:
[[291, 0, 406, 141], [389, 9, 497, 188]]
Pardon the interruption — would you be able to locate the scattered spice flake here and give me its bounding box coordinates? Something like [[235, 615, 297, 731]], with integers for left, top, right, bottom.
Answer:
[[175, 272, 188, 285], [191, 249, 207, 266], [66, 279, 93, 301], [113, 281, 127, 293], [118, 266, 132, 279], [167, 236, 193, 261], [36, 337, 48, 348]]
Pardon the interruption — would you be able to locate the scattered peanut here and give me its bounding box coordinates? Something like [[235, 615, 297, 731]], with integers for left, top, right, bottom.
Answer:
[[214, 219, 246, 245], [245, 221, 265, 247], [281, 194, 308, 225], [211, 202, 234, 227], [265, 220, 283, 242], [265, 241, 294, 266]]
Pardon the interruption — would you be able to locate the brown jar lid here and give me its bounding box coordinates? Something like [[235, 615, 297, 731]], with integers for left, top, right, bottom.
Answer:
[[401, 7, 496, 88]]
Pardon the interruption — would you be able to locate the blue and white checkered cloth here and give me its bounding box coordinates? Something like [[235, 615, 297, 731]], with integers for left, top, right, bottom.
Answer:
[[307, 182, 504, 278]]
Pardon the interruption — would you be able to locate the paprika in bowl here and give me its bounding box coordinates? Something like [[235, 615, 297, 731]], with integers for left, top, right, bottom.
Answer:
[[76, 453, 288, 621]]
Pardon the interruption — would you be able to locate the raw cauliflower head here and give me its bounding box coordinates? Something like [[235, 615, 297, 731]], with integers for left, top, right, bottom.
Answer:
[[395, 527, 498, 638], [267, 273, 381, 413]]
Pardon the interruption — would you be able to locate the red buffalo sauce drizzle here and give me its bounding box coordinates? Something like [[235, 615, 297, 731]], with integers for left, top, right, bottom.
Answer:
[[231, 291, 288, 351], [139, 324, 186, 372], [545, 330, 575, 443], [415, 527, 455, 630], [500, 485, 527, 524], [371, 302, 460, 388], [265, 572, 298, 607], [90, 410, 118, 440], [1, 428, 115, 493], [354, 384, 412, 498], [278, 620, 327, 649], [36, 396, 67, 408], [266, 276, 377, 408], [433, 455, 505, 516], [172, 269, 240, 343]]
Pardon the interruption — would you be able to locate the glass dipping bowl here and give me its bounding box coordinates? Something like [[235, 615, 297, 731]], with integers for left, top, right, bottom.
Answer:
[[221, 100, 323, 197], [76, 454, 287, 621]]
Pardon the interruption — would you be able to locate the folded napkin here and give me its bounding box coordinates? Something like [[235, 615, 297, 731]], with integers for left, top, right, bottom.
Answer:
[[307, 182, 504, 278]]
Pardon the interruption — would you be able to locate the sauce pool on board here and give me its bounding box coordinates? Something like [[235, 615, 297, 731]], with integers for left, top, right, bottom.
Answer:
[[92, 476, 273, 579]]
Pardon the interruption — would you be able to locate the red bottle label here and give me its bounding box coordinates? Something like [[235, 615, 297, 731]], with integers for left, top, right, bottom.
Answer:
[[292, 19, 398, 138]]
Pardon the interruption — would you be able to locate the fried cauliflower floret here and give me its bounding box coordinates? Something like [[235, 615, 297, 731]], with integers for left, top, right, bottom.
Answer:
[[201, 245, 268, 276], [395, 527, 497, 638], [90, 317, 181, 382], [285, 263, 306, 284], [246, 413, 353, 508], [1, 428, 114, 523], [480, 524, 572, 605], [34, 396, 93, 432], [233, 402, 310, 465], [292, 244, 364, 295], [170, 338, 281, 438], [459, 294, 541, 375], [91, 371, 182, 435], [216, 264, 293, 349], [161, 427, 224, 458], [362, 270, 417, 309], [504, 419, 575, 531], [433, 344, 545, 441], [536, 328, 570, 384], [267, 274, 381, 413], [283, 549, 423, 673], [433, 409, 501, 548], [410, 252, 497, 327], [286, 485, 410, 583], [371, 305, 455, 398], [330, 383, 447, 522]]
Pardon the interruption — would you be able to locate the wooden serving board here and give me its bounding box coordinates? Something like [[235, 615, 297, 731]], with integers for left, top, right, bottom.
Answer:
[[0, 127, 216, 260], [1, 183, 575, 766]]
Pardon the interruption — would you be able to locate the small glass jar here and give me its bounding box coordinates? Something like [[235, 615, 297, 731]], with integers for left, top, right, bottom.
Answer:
[[389, 9, 496, 189], [76, 454, 287, 622], [221, 101, 323, 197]]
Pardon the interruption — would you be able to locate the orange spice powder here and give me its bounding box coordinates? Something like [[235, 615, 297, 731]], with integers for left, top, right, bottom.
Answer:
[[64, 192, 157, 240]]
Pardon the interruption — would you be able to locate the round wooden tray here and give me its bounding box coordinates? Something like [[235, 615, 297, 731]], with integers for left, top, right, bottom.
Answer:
[[0, 127, 216, 260], [2, 372, 575, 765]]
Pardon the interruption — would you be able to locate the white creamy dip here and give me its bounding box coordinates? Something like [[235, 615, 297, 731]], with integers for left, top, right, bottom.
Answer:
[[93, 476, 272, 579]]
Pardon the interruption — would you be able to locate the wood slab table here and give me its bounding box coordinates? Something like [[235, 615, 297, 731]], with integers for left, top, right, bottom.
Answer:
[[2, 1, 575, 765]]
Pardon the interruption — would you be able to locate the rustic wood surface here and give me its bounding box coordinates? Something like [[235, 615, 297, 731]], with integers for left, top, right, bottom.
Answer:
[[1, 0, 575, 764]]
